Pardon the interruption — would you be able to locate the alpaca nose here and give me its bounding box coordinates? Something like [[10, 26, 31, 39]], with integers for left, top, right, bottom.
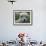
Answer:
[[24, 19, 25, 22]]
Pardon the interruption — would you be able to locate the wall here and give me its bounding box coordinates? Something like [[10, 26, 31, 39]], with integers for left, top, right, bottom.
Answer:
[[0, 0, 46, 42]]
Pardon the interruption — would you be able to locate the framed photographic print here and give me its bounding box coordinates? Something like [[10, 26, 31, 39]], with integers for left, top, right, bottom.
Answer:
[[13, 10, 32, 25]]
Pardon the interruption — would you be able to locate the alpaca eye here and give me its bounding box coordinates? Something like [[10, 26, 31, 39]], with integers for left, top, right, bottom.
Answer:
[[26, 16, 28, 18], [21, 16, 23, 18]]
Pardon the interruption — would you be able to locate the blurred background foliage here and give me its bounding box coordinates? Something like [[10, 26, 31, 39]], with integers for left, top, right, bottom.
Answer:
[[27, 12, 30, 23], [15, 13, 20, 20]]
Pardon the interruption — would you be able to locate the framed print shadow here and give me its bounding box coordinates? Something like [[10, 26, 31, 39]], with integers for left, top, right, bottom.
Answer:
[[13, 10, 32, 26]]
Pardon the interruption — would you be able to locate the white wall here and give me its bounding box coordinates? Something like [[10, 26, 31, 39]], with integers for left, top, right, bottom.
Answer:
[[0, 0, 46, 42]]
